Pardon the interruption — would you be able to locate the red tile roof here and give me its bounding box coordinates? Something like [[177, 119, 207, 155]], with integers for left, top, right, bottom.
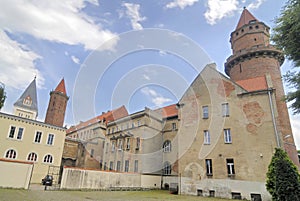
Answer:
[[155, 104, 178, 118], [236, 8, 258, 30], [236, 76, 268, 92], [66, 105, 128, 134], [55, 78, 67, 95]]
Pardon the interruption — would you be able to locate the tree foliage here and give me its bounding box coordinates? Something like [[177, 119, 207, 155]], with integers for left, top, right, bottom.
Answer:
[[266, 148, 300, 201], [0, 83, 6, 110], [272, 0, 300, 114]]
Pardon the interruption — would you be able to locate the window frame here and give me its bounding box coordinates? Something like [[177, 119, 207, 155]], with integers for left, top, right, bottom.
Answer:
[[204, 130, 210, 145], [43, 154, 53, 164], [222, 103, 230, 117], [205, 159, 213, 176], [8, 125, 16, 138], [224, 129, 232, 143], [16, 127, 24, 140], [134, 160, 138, 173], [163, 161, 172, 175], [163, 140, 171, 152], [226, 158, 235, 175], [47, 134, 54, 145], [124, 160, 129, 172], [27, 152, 38, 162], [5, 149, 17, 159], [202, 106, 209, 119], [34, 131, 43, 143]]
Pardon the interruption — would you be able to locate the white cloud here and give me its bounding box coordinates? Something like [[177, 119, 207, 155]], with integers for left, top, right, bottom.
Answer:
[[122, 3, 146, 30], [204, 0, 266, 25], [0, 30, 44, 89], [248, 0, 265, 10], [0, 0, 118, 50], [71, 55, 80, 64], [204, 0, 239, 25], [141, 87, 172, 107], [166, 0, 199, 9]]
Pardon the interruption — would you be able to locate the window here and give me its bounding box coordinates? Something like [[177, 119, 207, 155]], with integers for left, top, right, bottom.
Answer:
[[126, 138, 130, 150], [112, 127, 115, 133], [136, 137, 140, 150], [163, 140, 171, 152], [27, 152, 37, 162], [137, 120, 141, 126], [209, 190, 215, 197], [172, 123, 176, 130], [204, 130, 210, 145], [90, 149, 94, 158], [43, 154, 53, 163], [8, 126, 16, 138], [134, 160, 138, 173], [132, 122, 135, 128], [197, 189, 203, 196], [202, 106, 209, 119], [34, 131, 42, 143], [163, 161, 171, 175], [125, 160, 129, 172], [109, 161, 114, 170], [232, 192, 242, 199], [226, 158, 235, 175], [118, 139, 123, 151], [112, 141, 115, 152], [224, 129, 232, 143], [5, 149, 16, 159], [104, 162, 107, 170], [116, 161, 121, 171], [222, 103, 229, 117], [205, 159, 213, 176], [17, 128, 24, 140], [47, 134, 54, 145]]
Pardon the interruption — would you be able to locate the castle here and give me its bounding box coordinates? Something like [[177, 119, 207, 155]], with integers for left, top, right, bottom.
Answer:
[[63, 8, 299, 200], [0, 7, 298, 200]]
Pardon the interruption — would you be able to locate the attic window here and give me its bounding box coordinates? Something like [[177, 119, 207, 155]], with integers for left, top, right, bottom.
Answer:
[[249, 20, 256, 24], [23, 96, 32, 106]]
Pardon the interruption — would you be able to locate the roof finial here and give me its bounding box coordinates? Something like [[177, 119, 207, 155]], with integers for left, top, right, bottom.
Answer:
[[243, 6, 246, 10], [34, 75, 37, 80]]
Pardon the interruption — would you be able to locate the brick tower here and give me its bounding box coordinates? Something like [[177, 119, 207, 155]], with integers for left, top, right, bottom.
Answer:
[[225, 8, 299, 167], [45, 78, 68, 127]]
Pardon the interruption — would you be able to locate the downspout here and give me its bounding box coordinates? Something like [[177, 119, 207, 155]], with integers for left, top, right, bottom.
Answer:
[[267, 89, 281, 147]]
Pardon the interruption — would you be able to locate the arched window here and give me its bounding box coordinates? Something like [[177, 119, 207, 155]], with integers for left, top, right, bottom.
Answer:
[[163, 161, 172, 175], [43, 154, 53, 163], [163, 140, 171, 152], [5, 149, 16, 159], [27, 152, 37, 162]]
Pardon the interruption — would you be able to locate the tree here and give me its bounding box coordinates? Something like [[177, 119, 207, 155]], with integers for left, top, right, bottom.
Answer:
[[266, 148, 300, 201], [0, 82, 6, 110], [272, 0, 300, 114]]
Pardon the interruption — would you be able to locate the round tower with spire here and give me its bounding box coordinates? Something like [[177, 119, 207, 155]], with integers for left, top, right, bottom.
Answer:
[[225, 8, 299, 168], [45, 78, 69, 127]]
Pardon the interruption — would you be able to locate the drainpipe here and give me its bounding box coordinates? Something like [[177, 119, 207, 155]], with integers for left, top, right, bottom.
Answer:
[[267, 89, 281, 147]]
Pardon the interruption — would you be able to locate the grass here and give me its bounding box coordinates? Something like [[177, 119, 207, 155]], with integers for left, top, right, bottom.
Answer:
[[0, 189, 232, 201]]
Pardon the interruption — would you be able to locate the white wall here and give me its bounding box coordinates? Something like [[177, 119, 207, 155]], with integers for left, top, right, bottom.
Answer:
[[0, 159, 33, 189]]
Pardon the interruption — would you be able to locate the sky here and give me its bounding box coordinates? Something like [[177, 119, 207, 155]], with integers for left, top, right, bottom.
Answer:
[[0, 0, 299, 148]]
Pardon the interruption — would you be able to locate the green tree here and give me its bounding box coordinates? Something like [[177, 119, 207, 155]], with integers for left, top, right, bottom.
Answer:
[[272, 0, 300, 114], [266, 148, 300, 201], [0, 82, 6, 110]]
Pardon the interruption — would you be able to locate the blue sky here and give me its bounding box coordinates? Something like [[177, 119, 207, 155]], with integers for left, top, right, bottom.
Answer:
[[1, 0, 299, 148]]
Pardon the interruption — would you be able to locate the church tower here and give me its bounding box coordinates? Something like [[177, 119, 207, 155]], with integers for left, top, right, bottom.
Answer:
[[45, 79, 68, 127], [225, 8, 299, 167], [13, 78, 38, 120]]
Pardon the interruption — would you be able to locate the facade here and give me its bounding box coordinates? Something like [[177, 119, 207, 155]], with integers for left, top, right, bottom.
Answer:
[[0, 78, 68, 184], [62, 8, 298, 200]]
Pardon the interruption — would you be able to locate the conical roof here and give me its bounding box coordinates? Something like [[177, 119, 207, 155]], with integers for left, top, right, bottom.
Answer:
[[236, 8, 258, 30], [54, 78, 67, 95], [14, 78, 38, 113]]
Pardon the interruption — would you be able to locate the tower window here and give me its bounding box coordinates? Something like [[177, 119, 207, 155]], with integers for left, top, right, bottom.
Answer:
[[241, 29, 244, 33], [249, 26, 253, 30], [255, 25, 259, 29], [254, 38, 257, 41]]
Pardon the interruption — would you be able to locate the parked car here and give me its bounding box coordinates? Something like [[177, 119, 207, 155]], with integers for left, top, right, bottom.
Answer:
[[42, 175, 53, 186]]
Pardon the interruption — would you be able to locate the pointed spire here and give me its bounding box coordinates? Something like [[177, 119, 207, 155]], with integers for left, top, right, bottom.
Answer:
[[236, 7, 258, 30], [54, 78, 67, 95], [13, 78, 38, 115]]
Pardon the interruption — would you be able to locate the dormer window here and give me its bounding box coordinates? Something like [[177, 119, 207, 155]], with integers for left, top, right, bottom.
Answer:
[[23, 96, 32, 106], [249, 20, 256, 24]]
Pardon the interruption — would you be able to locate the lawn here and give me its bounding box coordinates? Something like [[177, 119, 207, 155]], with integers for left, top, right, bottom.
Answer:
[[0, 189, 232, 201]]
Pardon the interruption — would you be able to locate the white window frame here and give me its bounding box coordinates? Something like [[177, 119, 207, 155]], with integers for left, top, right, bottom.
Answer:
[[34, 131, 43, 143], [226, 158, 235, 175], [124, 160, 129, 172], [163, 161, 172, 175], [27, 152, 38, 162], [8, 125, 16, 138], [134, 160, 138, 173], [126, 138, 130, 150], [43, 154, 53, 163], [222, 103, 230, 117], [163, 140, 171, 152], [47, 134, 54, 145], [224, 129, 232, 143], [202, 106, 209, 119], [205, 159, 213, 175], [16, 127, 24, 140], [5, 149, 17, 159], [204, 130, 210, 145]]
